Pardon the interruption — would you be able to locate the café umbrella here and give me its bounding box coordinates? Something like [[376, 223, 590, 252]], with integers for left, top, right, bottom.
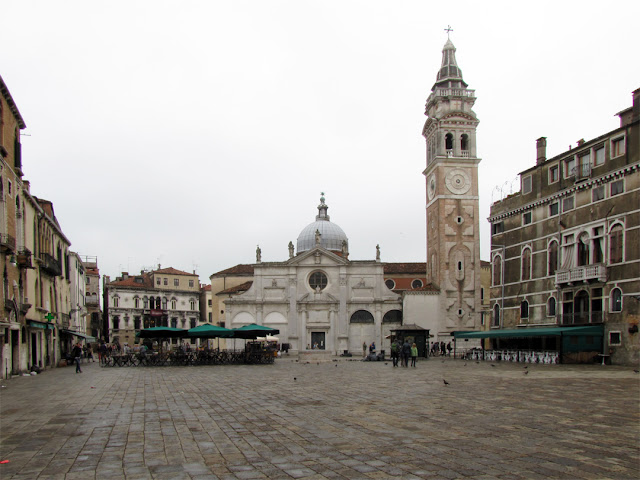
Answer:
[[230, 324, 280, 339], [187, 324, 233, 338]]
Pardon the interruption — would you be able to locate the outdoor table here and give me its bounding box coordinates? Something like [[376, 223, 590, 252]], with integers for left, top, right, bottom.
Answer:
[[597, 353, 610, 366]]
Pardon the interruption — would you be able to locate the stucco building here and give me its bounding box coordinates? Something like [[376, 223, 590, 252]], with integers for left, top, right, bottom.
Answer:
[[1, 75, 76, 376], [104, 267, 200, 346], [489, 89, 639, 365]]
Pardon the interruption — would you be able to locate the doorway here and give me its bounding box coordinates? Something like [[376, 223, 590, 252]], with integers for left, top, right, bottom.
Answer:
[[311, 332, 325, 350]]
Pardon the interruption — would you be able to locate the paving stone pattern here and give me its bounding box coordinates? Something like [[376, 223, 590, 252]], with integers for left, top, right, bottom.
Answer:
[[1, 358, 639, 479]]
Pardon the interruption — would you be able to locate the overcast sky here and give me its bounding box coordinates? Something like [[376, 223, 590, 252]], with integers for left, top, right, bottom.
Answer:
[[2, 0, 638, 284]]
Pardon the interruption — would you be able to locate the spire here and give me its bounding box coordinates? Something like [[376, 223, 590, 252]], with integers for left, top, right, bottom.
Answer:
[[432, 38, 467, 91], [316, 192, 330, 221]]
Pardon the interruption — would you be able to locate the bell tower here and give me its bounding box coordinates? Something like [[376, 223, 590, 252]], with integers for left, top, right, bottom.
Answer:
[[423, 34, 481, 337]]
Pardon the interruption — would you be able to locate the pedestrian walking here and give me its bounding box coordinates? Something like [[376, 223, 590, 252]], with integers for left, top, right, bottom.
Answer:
[[401, 339, 411, 367], [72, 343, 83, 373], [87, 344, 95, 363], [390, 339, 400, 367], [411, 343, 418, 367], [363, 342, 367, 358], [447, 342, 452, 357]]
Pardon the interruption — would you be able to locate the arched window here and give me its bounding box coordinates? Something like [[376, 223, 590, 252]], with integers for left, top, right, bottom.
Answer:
[[492, 255, 502, 286], [134, 297, 140, 309], [113, 296, 119, 308], [547, 297, 556, 317], [577, 233, 590, 266], [171, 299, 176, 310], [162, 297, 167, 310], [520, 300, 529, 320], [350, 310, 374, 323], [609, 224, 623, 264], [548, 241, 558, 276], [460, 134, 469, 152], [445, 133, 454, 155], [382, 310, 402, 323], [521, 247, 532, 280], [610, 288, 622, 312], [492, 304, 500, 327]]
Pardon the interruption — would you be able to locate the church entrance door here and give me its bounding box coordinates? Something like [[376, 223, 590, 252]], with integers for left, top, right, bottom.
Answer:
[[311, 332, 325, 350]]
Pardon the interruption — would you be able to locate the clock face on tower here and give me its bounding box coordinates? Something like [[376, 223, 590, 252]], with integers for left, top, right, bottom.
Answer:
[[445, 169, 471, 195], [428, 174, 436, 200]]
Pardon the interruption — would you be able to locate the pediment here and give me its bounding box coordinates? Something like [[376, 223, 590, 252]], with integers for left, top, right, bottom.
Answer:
[[287, 247, 349, 267]]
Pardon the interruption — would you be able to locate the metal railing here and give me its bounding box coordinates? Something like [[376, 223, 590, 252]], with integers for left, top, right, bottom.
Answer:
[[555, 264, 606, 285]]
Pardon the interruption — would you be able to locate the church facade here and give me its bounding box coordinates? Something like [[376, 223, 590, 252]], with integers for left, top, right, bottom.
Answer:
[[223, 196, 404, 355]]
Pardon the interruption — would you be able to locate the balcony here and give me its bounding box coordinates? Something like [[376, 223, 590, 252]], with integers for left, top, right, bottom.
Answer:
[[17, 249, 33, 269], [0, 233, 16, 253], [39, 253, 62, 276], [571, 164, 591, 182], [556, 264, 606, 285]]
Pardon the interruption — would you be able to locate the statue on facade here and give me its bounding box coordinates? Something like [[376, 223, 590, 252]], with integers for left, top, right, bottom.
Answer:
[[376, 244, 380, 261], [288, 241, 294, 258], [256, 245, 261, 263], [342, 239, 348, 256], [315, 229, 321, 246]]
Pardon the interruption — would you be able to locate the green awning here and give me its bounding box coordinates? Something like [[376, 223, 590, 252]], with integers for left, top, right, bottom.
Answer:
[[60, 329, 97, 342], [454, 325, 603, 339]]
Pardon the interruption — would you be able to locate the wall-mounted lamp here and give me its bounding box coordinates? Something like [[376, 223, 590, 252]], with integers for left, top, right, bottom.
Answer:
[[9, 255, 17, 266]]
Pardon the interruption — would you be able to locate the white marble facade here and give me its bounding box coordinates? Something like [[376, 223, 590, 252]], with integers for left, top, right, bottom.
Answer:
[[224, 198, 403, 354]]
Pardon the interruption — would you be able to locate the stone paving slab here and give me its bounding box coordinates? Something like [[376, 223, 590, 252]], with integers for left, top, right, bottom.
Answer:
[[1, 358, 639, 479]]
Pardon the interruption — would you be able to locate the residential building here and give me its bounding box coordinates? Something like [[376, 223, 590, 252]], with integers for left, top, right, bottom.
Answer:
[[81, 256, 102, 340], [104, 267, 200, 347], [1, 75, 76, 376], [488, 89, 639, 365]]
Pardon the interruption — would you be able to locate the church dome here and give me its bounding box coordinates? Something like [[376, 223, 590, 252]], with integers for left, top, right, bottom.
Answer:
[[296, 195, 349, 254]]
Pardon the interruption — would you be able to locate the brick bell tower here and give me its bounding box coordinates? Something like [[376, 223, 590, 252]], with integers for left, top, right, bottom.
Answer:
[[423, 34, 481, 338]]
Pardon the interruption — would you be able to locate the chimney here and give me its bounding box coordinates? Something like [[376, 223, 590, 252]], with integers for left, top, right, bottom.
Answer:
[[536, 137, 547, 165], [122, 272, 129, 280], [577, 139, 585, 146]]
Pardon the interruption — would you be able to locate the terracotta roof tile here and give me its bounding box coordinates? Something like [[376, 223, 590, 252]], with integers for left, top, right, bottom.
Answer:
[[154, 267, 195, 276], [108, 275, 153, 289], [211, 264, 255, 277], [383, 263, 426, 274], [217, 281, 253, 295]]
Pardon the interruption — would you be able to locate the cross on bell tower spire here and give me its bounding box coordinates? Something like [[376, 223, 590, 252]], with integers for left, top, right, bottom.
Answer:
[[444, 25, 453, 39]]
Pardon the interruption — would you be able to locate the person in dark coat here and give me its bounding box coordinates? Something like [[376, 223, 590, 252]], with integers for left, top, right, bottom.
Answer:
[[401, 340, 411, 368], [72, 343, 83, 373]]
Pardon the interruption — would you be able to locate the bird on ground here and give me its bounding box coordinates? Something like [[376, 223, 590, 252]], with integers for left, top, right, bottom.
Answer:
[[475, 361, 479, 364], [524, 370, 529, 375], [294, 377, 297, 381], [634, 369, 639, 373], [491, 364, 496, 367], [441, 360, 445, 363], [443, 379, 449, 385], [524, 366, 528, 369], [463, 363, 467, 366]]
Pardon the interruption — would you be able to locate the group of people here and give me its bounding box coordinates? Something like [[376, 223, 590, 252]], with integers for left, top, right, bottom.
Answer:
[[431, 341, 452, 357], [390, 339, 418, 367]]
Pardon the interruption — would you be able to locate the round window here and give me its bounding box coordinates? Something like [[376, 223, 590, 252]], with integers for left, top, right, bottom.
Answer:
[[411, 279, 423, 289], [385, 279, 396, 290], [309, 271, 328, 291]]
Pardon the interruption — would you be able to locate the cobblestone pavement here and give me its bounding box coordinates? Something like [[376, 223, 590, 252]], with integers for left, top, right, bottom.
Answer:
[[1, 357, 639, 479]]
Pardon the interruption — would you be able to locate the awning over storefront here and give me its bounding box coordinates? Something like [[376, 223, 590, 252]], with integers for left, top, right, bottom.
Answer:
[[60, 329, 97, 342], [453, 325, 603, 339], [27, 320, 56, 330]]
